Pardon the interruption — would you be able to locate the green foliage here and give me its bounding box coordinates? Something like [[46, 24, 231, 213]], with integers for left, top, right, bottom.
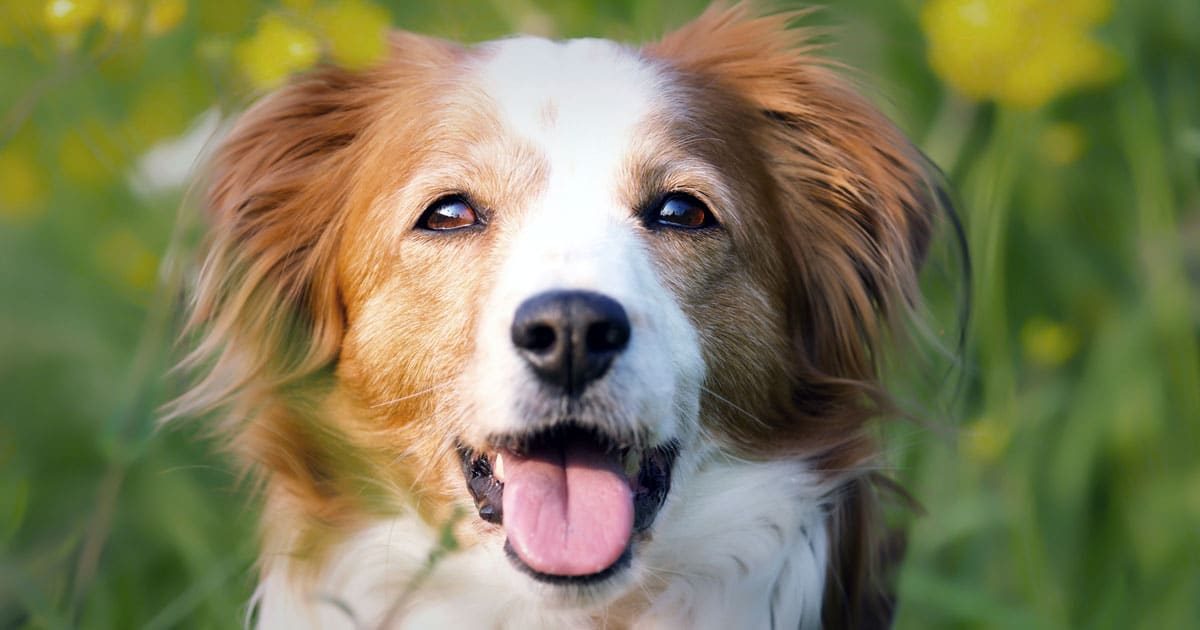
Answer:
[[1, 1, 1197, 627]]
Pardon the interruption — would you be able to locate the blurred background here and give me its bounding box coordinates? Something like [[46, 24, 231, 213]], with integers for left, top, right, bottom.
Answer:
[[1, 0, 1196, 627]]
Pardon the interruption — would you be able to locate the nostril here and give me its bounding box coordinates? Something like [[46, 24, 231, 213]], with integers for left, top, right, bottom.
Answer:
[[523, 323, 557, 353], [586, 321, 629, 353]]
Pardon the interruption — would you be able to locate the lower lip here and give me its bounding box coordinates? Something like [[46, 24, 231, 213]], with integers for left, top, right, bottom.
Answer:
[[503, 540, 633, 586]]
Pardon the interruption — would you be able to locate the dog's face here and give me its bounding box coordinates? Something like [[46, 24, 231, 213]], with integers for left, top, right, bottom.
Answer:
[[186, 5, 941, 612], [336, 36, 792, 595]]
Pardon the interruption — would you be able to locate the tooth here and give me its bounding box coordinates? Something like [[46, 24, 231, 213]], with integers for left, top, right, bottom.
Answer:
[[494, 452, 506, 482], [623, 448, 640, 477]]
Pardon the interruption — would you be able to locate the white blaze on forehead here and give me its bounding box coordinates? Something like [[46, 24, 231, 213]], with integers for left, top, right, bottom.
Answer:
[[474, 36, 667, 170], [470, 36, 672, 289]]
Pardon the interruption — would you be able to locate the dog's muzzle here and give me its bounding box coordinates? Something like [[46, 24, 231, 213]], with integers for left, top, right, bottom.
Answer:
[[458, 289, 677, 584]]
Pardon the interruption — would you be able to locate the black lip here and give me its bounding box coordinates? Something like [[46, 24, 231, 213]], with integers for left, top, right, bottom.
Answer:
[[631, 441, 676, 531], [461, 447, 503, 524]]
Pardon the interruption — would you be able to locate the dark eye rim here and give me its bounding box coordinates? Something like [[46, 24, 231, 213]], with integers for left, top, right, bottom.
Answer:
[[643, 191, 719, 231], [414, 194, 486, 233]]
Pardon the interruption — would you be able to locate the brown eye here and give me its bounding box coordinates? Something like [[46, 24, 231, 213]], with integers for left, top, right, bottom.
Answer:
[[651, 193, 715, 229], [417, 196, 480, 231]]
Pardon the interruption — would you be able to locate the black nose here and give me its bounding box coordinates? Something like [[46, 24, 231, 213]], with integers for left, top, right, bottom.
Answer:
[[510, 290, 631, 395]]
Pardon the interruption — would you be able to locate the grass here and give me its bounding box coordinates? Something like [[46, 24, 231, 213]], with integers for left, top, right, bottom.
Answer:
[[1, 1, 1197, 628]]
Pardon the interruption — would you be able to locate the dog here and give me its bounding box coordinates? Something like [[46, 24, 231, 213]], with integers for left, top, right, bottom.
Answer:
[[177, 3, 958, 627]]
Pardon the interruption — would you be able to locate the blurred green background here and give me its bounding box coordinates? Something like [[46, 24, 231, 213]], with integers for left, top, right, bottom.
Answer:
[[1, 0, 1197, 628]]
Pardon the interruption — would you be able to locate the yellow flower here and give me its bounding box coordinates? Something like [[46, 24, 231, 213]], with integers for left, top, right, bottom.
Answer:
[[922, 0, 1121, 108], [0, 145, 48, 221], [100, 0, 134, 34], [144, 0, 187, 37], [1039, 122, 1087, 165], [961, 415, 1012, 465], [1020, 317, 1081, 368], [236, 13, 321, 90], [315, 0, 391, 70], [42, 0, 100, 36]]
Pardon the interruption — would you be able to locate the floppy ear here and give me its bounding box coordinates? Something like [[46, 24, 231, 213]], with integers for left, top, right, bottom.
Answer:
[[648, 5, 950, 627], [176, 33, 460, 422], [648, 4, 944, 426], [176, 67, 369, 424]]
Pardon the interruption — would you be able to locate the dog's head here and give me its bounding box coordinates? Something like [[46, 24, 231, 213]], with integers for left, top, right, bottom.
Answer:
[[181, 3, 947, 613]]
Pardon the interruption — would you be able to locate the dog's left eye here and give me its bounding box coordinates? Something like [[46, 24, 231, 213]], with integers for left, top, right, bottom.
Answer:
[[416, 196, 480, 231], [649, 193, 716, 229]]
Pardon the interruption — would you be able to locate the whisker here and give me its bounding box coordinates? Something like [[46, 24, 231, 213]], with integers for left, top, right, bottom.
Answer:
[[698, 385, 771, 429], [370, 385, 446, 409]]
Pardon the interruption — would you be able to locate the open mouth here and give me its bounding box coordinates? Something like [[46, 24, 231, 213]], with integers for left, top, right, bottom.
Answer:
[[458, 424, 677, 584]]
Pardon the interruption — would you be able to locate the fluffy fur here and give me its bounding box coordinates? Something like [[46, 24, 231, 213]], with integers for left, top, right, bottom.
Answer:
[[176, 4, 955, 628]]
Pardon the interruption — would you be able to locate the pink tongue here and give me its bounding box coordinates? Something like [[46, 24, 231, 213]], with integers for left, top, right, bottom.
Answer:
[[501, 438, 633, 576]]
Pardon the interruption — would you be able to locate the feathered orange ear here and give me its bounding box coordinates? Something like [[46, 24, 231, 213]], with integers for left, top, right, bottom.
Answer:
[[647, 4, 948, 434], [175, 33, 460, 424], [174, 67, 367, 425]]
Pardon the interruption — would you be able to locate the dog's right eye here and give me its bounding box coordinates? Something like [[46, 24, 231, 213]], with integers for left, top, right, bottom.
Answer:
[[647, 193, 716, 230], [416, 196, 480, 231]]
